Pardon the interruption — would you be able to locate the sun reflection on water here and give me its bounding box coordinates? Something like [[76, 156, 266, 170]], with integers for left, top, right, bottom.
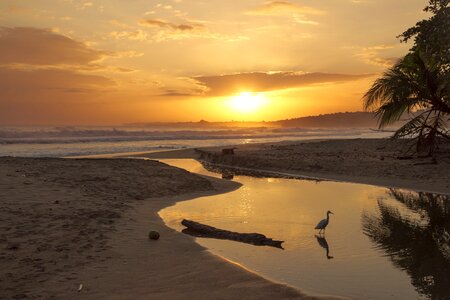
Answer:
[[159, 159, 449, 299]]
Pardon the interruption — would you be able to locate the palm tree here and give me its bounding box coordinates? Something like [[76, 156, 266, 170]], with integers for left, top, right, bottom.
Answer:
[[363, 50, 449, 156]]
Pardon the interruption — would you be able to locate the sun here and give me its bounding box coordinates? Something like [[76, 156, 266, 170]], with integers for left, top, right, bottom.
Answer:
[[228, 92, 267, 113]]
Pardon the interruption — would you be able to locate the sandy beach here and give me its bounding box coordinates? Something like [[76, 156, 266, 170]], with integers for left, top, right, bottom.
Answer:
[[175, 138, 450, 195], [2, 138, 449, 299], [0, 157, 324, 299]]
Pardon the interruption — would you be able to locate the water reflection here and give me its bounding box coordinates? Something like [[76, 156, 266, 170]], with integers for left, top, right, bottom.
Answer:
[[160, 159, 447, 299], [362, 189, 450, 299], [315, 235, 334, 260]]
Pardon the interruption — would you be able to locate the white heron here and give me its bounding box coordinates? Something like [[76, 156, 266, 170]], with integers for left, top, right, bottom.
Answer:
[[315, 210, 334, 234]]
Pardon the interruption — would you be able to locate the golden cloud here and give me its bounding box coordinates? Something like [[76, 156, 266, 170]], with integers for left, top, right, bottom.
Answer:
[[0, 26, 119, 115], [138, 18, 245, 42], [109, 30, 148, 41], [0, 27, 106, 66], [0, 67, 115, 93], [193, 72, 372, 96], [354, 45, 399, 68], [139, 19, 205, 31], [246, 1, 325, 16], [0, 67, 116, 124], [160, 71, 373, 97], [1, 4, 30, 13], [0, 67, 116, 125]]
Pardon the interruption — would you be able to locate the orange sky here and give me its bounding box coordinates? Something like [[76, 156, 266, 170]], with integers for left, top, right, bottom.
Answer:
[[0, 0, 428, 125]]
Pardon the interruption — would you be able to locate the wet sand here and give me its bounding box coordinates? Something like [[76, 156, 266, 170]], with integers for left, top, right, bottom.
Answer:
[[0, 157, 327, 299], [139, 138, 450, 195], [4, 137, 446, 299]]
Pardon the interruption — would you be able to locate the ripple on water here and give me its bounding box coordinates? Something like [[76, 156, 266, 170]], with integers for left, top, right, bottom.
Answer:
[[160, 159, 450, 300]]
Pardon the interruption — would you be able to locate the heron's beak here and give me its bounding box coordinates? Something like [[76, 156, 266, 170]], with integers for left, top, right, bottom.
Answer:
[[330, 211, 334, 214]]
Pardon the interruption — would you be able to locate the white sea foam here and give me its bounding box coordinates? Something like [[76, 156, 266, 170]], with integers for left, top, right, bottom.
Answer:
[[0, 126, 390, 157]]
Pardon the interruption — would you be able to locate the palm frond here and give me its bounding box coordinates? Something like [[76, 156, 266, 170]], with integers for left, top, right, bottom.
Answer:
[[393, 110, 429, 138], [363, 49, 449, 154], [363, 66, 409, 110], [363, 57, 422, 115], [376, 101, 411, 128]]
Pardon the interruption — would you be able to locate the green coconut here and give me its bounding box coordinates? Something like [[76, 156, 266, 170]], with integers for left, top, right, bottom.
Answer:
[[148, 230, 160, 240]]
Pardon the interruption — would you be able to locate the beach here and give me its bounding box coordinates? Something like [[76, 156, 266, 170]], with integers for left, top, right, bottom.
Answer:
[[182, 138, 450, 195], [1, 138, 449, 299], [0, 157, 322, 299]]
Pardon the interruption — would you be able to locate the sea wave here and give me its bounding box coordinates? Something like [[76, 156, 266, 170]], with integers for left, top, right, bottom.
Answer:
[[0, 126, 371, 145], [0, 126, 390, 157]]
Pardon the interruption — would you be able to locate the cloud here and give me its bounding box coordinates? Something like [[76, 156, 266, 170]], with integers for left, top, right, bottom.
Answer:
[[293, 14, 319, 25], [160, 89, 196, 97], [0, 26, 120, 116], [0, 67, 117, 125], [1, 4, 30, 13], [109, 19, 134, 29], [109, 30, 148, 41], [110, 18, 210, 41], [0, 27, 106, 66], [246, 1, 325, 16], [0, 67, 114, 92], [354, 45, 399, 67], [0, 26, 137, 73], [191, 71, 372, 96], [138, 18, 245, 42], [81, 2, 93, 9], [112, 51, 144, 58], [139, 18, 205, 31]]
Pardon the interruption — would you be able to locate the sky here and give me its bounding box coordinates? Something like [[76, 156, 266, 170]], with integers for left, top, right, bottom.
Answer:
[[0, 0, 428, 125]]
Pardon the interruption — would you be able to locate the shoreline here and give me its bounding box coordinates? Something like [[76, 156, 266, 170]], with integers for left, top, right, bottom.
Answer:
[[3, 137, 448, 298], [73, 175, 338, 300], [196, 160, 450, 196], [134, 138, 450, 195], [0, 157, 335, 299]]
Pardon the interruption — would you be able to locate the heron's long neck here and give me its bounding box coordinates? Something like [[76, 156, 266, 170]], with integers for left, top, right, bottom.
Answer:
[[326, 213, 330, 220]]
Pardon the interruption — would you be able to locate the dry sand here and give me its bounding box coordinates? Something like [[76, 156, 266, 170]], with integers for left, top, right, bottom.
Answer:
[[5, 137, 445, 299], [169, 138, 450, 195], [0, 157, 326, 299]]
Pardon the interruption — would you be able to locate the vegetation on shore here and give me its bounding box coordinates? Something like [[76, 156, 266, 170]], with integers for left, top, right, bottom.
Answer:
[[363, 0, 449, 156]]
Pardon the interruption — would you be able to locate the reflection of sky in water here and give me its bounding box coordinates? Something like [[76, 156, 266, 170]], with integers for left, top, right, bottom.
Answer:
[[160, 159, 449, 300]]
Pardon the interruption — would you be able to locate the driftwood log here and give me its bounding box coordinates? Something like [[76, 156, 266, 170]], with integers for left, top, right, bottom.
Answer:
[[181, 219, 284, 249]]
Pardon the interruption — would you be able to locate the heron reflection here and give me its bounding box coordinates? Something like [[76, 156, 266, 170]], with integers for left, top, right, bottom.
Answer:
[[315, 235, 334, 259]]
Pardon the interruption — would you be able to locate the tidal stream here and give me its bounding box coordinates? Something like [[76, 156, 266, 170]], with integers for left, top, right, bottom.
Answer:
[[159, 159, 450, 300]]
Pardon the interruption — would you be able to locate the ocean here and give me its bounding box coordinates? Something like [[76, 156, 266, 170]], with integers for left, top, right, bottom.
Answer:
[[0, 125, 390, 157]]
